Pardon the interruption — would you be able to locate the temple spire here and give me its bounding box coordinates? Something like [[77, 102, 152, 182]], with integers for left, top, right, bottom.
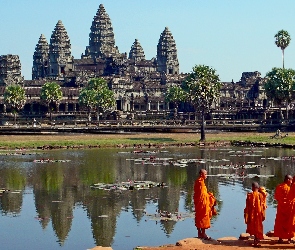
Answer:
[[129, 39, 145, 62], [48, 20, 72, 78], [0, 55, 23, 86], [156, 27, 179, 75], [84, 4, 119, 59], [32, 34, 49, 79]]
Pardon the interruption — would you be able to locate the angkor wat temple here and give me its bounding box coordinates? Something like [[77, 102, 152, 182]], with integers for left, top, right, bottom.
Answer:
[[0, 4, 292, 125]]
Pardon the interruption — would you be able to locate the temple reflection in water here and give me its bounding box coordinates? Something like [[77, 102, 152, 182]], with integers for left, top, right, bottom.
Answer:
[[0, 146, 294, 249]]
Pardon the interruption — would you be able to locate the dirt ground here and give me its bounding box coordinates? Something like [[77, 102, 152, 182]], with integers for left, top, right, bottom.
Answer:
[[136, 234, 295, 250], [91, 234, 295, 250]]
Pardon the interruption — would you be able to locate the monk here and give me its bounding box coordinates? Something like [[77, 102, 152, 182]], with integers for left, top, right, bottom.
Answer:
[[194, 169, 216, 240], [286, 176, 295, 240], [274, 174, 293, 243], [244, 182, 266, 246]]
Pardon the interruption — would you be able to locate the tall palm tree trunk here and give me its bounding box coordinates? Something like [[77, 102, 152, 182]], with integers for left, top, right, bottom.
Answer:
[[282, 49, 285, 69]]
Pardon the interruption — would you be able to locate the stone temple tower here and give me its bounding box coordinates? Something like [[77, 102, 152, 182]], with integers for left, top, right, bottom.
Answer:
[[129, 39, 145, 62], [48, 20, 73, 78], [84, 4, 119, 59], [32, 34, 49, 80], [0, 55, 23, 86], [156, 27, 179, 75]]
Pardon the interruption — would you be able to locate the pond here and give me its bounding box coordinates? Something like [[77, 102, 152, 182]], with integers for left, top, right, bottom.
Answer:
[[0, 145, 294, 250]]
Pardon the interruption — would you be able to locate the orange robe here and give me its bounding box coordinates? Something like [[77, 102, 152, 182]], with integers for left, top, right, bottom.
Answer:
[[244, 191, 265, 239], [194, 176, 216, 229], [287, 184, 295, 237], [259, 187, 267, 221], [274, 182, 292, 239]]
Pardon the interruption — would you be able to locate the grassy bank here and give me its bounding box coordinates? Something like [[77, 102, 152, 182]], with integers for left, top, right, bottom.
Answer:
[[0, 131, 294, 150]]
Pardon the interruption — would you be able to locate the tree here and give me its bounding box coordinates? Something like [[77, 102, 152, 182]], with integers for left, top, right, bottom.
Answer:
[[264, 67, 295, 120], [79, 78, 115, 121], [182, 65, 221, 141], [40, 82, 63, 121], [4, 85, 26, 125], [87, 78, 108, 91], [78, 89, 98, 121], [165, 85, 186, 119], [96, 87, 116, 115], [275, 30, 291, 69]]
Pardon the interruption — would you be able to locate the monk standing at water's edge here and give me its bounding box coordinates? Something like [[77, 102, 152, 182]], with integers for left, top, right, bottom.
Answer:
[[244, 182, 266, 247], [194, 169, 216, 240], [274, 174, 293, 243], [286, 176, 295, 241]]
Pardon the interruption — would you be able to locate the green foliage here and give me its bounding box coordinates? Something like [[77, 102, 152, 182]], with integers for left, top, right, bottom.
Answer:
[[87, 78, 108, 91], [40, 82, 63, 105], [165, 85, 186, 105], [79, 78, 115, 113], [275, 30, 291, 51], [274, 30, 291, 68], [97, 87, 115, 111], [264, 67, 295, 106], [4, 85, 26, 111], [182, 65, 221, 111], [79, 88, 98, 111], [181, 64, 221, 141]]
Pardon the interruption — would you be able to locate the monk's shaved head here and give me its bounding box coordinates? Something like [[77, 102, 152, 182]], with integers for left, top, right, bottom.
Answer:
[[284, 175, 293, 182], [199, 169, 207, 175], [199, 169, 207, 179], [252, 182, 259, 190]]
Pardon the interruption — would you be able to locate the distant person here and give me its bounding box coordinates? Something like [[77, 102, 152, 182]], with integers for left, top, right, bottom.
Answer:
[[274, 175, 293, 243], [194, 169, 216, 240], [244, 182, 266, 247], [33, 118, 36, 127]]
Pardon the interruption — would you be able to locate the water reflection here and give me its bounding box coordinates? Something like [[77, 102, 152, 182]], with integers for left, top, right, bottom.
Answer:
[[0, 146, 294, 249]]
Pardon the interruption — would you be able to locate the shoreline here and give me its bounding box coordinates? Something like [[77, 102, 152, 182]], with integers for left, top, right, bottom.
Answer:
[[0, 131, 294, 150], [135, 232, 293, 250], [88, 232, 295, 250]]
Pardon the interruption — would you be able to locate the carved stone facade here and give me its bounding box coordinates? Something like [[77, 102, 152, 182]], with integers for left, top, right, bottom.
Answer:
[[0, 55, 23, 86], [32, 34, 49, 80], [31, 4, 179, 80], [157, 27, 179, 75], [129, 39, 145, 62], [48, 20, 73, 78], [83, 4, 120, 60], [0, 4, 291, 123]]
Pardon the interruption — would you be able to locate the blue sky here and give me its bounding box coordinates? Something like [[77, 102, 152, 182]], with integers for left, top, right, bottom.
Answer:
[[1, 0, 295, 82]]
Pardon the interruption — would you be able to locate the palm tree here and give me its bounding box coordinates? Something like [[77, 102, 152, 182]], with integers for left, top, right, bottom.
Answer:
[[275, 30, 291, 68], [4, 85, 26, 125]]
